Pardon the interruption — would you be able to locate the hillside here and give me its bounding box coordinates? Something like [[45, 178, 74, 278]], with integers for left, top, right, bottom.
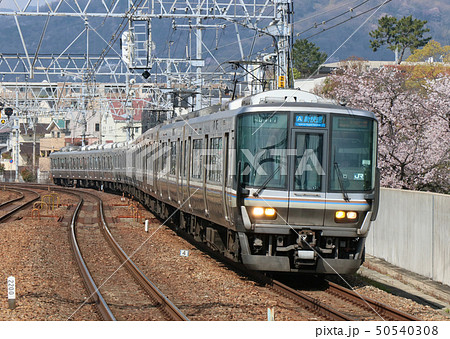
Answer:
[[0, 0, 448, 77], [293, 0, 449, 62]]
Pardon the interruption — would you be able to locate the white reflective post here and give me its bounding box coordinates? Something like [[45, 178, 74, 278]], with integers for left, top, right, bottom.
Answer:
[[7, 276, 16, 309]]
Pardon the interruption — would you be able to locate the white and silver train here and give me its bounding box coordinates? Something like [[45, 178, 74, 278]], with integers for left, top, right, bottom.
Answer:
[[51, 89, 380, 274]]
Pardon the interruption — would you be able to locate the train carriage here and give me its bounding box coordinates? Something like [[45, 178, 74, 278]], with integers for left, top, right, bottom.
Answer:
[[51, 89, 379, 274]]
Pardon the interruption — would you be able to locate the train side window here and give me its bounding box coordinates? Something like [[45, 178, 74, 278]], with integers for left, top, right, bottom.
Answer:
[[161, 142, 168, 174], [170, 141, 177, 175], [208, 137, 222, 182], [191, 139, 203, 180]]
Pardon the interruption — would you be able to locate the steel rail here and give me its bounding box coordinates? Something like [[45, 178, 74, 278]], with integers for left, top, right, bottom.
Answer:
[[326, 280, 421, 321], [0, 188, 24, 208], [68, 195, 116, 321], [0, 186, 41, 223], [270, 279, 355, 321], [97, 198, 189, 321]]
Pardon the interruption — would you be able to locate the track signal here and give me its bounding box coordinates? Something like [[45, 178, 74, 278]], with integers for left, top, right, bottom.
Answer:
[[278, 75, 286, 88]]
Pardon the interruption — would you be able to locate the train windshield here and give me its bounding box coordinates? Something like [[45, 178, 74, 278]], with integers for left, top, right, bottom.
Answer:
[[237, 113, 288, 189], [330, 116, 377, 192]]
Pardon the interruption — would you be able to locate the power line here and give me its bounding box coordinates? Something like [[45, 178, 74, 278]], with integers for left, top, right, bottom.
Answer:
[[303, 0, 392, 40], [296, 0, 371, 37]]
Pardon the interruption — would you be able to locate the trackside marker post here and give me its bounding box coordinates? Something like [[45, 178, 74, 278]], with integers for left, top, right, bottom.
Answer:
[[267, 307, 274, 321], [7, 276, 16, 309], [145, 219, 149, 232]]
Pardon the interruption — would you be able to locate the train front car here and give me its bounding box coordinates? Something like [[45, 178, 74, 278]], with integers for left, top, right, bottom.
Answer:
[[234, 91, 379, 274]]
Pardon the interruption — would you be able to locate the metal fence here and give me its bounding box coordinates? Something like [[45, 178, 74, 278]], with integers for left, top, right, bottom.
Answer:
[[366, 188, 450, 286]]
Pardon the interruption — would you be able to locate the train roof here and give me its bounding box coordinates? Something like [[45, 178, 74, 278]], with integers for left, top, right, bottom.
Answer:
[[162, 89, 375, 125], [53, 89, 375, 154]]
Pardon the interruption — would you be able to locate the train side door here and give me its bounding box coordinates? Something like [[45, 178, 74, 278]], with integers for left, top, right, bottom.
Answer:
[[287, 130, 327, 226], [222, 133, 232, 223]]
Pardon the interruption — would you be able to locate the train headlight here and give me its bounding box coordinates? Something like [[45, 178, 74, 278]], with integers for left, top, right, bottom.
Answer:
[[346, 211, 358, 220], [251, 207, 277, 219], [264, 208, 276, 217], [335, 211, 358, 222], [252, 207, 265, 217]]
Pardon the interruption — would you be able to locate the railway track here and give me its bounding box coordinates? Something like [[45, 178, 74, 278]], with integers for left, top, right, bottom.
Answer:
[[265, 277, 421, 321], [325, 280, 421, 321], [0, 183, 425, 321], [0, 187, 24, 207], [0, 186, 41, 223], [1, 183, 187, 321], [66, 188, 188, 321], [168, 218, 421, 321]]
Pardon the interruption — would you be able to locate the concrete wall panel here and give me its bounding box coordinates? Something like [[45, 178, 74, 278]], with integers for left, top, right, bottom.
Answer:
[[366, 188, 449, 286]]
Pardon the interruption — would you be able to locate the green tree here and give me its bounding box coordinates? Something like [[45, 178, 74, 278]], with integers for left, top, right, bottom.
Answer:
[[20, 168, 35, 182], [369, 15, 431, 64], [406, 40, 450, 63], [292, 39, 327, 78]]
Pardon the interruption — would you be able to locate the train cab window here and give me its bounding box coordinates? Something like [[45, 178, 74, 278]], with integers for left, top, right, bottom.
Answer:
[[191, 139, 203, 180], [170, 141, 177, 175], [208, 137, 222, 182], [237, 113, 288, 189], [330, 116, 377, 192], [294, 133, 324, 191]]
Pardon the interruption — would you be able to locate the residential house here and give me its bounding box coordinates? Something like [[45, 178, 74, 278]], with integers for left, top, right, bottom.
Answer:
[[101, 98, 144, 143], [39, 119, 68, 182]]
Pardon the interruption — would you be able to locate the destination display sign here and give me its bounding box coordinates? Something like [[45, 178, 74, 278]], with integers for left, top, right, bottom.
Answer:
[[295, 114, 326, 128]]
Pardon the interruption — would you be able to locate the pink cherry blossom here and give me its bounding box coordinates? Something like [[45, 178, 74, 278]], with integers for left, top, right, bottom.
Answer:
[[318, 65, 449, 193]]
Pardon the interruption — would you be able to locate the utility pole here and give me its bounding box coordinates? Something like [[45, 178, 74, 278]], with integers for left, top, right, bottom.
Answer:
[[195, 16, 202, 111], [12, 115, 19, 183]]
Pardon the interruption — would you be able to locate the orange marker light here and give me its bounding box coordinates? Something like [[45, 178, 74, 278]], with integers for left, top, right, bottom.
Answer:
[[335, 211, 346, 219], [264, 208, 276, 217]]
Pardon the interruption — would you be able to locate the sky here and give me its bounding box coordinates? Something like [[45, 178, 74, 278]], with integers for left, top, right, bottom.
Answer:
[[0, 0, 38, 9]]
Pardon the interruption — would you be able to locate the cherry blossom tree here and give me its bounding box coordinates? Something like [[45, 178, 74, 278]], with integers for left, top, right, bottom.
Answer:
[[318, 63, 449, 193]]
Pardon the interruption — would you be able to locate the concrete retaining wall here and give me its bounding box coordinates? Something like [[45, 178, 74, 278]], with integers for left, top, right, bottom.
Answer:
[[366, 188, 450, 286]]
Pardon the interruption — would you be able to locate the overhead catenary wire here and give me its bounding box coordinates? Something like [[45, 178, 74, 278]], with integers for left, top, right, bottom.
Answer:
[[295, 0, 371, 37], [303, 0, 392, 40]]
